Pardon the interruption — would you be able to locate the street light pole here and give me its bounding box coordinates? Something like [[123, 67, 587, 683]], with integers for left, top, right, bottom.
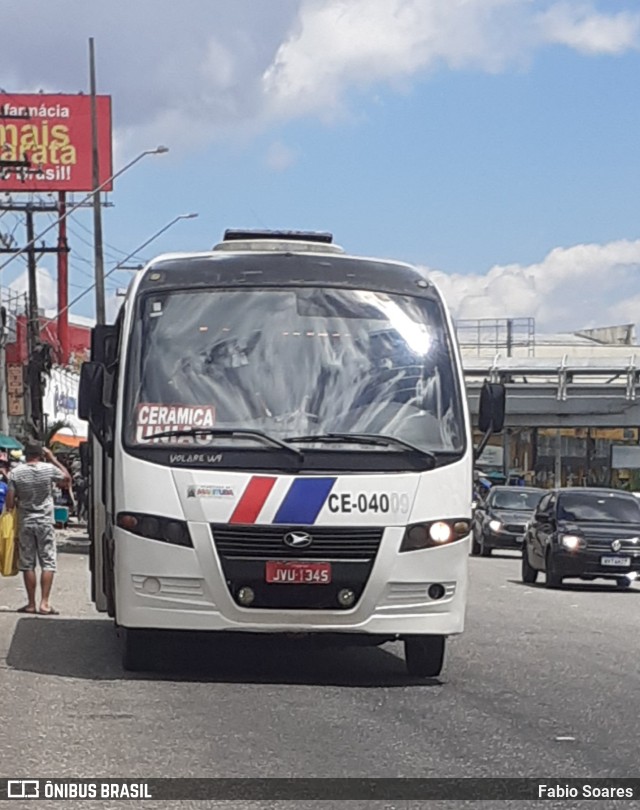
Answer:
[[89, 37, 106, 325], [55, 213, 198, 318], [0, 146, 169, 275]]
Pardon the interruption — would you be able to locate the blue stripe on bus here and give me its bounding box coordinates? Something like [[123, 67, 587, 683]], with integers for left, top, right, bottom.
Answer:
[[272, 478, 337, 525]]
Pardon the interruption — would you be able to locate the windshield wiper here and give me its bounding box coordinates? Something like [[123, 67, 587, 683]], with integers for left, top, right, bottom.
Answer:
[[149, 428, 304, 459], [285, 432, 436, 466]]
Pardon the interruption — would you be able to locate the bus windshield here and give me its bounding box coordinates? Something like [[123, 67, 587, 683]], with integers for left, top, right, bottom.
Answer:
[[124, 286, 466, 454]]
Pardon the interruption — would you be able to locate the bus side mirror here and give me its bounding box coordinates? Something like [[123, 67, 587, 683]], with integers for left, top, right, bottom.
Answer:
[[91, 324, 118, 365], [478, 381, 506, 433], [79, 361, 105, 428]]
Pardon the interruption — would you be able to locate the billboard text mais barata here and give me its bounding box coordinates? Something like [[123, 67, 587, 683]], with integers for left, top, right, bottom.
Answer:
[[0, 94, 112, 191]]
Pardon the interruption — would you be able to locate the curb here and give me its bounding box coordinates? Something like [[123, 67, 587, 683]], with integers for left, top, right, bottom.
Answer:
[[56, 536, 90, 555]]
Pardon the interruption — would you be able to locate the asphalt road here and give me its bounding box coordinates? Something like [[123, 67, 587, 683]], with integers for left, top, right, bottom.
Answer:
[[0, 545, 638, 809]]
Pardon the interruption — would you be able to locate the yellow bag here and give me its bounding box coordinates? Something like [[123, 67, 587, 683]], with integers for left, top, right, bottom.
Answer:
[[0, 508, 18, 577]]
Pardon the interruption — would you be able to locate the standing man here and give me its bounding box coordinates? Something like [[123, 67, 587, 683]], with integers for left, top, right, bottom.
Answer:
[[6, 442, 71, 615], [74, 471, 88, 523]]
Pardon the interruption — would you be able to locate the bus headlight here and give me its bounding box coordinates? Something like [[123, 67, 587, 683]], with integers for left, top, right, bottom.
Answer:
[[400, 519, 470, 552], [117, 512, 192, 547], [430, 522, 452, 543]]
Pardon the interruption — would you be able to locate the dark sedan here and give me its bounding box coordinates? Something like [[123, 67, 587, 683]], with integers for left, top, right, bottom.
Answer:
[[522, 488, 640, 588], [471, 486, 544, 556]]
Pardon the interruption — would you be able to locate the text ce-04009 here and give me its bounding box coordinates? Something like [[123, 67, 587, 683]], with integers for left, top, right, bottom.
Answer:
[[327, 492, 411, 515]]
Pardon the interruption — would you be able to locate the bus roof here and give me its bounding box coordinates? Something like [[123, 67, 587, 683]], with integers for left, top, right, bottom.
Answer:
[[136, 248, 436, 301]]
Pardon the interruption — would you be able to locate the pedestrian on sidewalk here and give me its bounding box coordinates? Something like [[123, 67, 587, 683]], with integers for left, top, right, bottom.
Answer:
[[6, 442, 72, 616], [73, 472, 88, 523], [0, 463, 9, 513]]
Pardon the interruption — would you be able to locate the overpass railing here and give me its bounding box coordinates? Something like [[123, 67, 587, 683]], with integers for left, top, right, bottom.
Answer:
[[464, 354, 640, 428]]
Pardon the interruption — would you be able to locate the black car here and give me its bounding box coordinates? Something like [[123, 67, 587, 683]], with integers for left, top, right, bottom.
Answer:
[[522, 487, 640, 588], [471, 486, 544, 556]]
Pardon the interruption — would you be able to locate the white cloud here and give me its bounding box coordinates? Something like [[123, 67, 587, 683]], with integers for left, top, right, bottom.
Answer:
[[1, 1, 638, 150], [538, 3, 640, 55], [9, 266, 57, 310], [262, 0, 640, 121], [427, 239, 640, 333], [0, 0, 298, 154], [262, 0, 531, 119]]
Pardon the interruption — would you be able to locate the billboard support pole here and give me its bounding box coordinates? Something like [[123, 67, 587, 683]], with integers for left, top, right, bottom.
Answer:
[[57, 192, 69, 365], [89, 37, 106, 325]]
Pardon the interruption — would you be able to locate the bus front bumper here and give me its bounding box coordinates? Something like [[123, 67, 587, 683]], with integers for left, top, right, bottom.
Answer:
[[114, 525, 469, 637]]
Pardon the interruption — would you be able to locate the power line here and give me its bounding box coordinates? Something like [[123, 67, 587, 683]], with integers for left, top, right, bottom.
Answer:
[[55, 212, 198, 319], [66, 218, 129, 264], [33, 204, 122, 293], [67, 212, 149, 263], [0, 146, 169, 276], [31, 197, 141, 297]]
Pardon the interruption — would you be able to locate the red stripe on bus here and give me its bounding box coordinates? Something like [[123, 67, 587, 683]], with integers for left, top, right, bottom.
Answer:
[[229, 476, 278, 524]]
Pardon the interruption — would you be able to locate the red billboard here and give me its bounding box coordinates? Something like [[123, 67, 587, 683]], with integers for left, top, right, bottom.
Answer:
[[0, 93, 113, 191]]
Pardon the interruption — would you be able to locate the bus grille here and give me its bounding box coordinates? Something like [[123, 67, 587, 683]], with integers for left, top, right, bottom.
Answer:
[[212, 524, 383, 561]]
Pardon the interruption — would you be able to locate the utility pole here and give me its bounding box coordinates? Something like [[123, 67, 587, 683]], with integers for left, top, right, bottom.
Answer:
[[57, 192, 69, 364], [89, 37, 106, 324], [25, 207, 39, 354]]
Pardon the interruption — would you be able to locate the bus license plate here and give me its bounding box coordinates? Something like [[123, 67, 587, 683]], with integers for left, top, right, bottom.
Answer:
[[601, 556, 631, 567], [265, 561, 332, 584]]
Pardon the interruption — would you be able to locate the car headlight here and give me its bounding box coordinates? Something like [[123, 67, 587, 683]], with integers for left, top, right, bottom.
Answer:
[[489, 519, 502, 532], [560, 534, 585, 551]]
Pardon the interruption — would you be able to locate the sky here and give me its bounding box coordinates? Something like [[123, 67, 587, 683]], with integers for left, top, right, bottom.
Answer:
[[1, 0, 640, 336]]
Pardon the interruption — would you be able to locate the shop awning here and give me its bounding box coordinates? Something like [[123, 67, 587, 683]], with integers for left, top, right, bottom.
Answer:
[[51, 433, 86, 449], [0, 434, 23, 451]]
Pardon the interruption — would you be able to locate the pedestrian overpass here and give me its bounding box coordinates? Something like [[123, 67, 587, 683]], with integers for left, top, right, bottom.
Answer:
[[464, 354, 640, 428]]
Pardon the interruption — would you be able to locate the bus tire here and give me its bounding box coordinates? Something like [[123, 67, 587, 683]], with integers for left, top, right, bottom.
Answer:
[[121, 628, 151, 672], [404, 635, 445, 678]]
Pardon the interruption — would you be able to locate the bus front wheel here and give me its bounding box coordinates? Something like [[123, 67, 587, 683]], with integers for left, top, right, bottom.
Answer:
[[120, 628, 151, 672], [404, 635, 446, 678]]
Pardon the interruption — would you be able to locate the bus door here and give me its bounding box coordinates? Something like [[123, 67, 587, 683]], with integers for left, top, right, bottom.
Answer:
[[80, 323, 120, 613]]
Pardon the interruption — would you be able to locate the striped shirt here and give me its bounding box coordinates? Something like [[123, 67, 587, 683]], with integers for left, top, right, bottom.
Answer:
[[9, 462, 66, 525]]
